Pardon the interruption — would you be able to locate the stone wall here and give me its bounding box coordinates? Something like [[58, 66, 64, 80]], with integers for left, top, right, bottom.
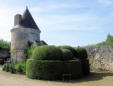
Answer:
[[11, 28, 40, 50], [85, 46, 113, 71]]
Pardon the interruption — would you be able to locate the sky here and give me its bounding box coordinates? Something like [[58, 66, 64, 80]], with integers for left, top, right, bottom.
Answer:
[[0, 0, 113, 46]]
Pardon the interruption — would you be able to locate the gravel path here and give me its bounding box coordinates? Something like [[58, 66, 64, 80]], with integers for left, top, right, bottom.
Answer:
[[0, 67, 113, 86]]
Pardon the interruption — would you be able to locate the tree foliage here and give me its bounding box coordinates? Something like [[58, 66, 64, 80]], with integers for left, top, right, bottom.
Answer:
[[0, 39, 10, 49], [96, 34, 113, 46]]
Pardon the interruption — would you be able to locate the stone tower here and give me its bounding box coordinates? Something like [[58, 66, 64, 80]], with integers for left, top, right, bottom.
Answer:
[[11, 7, 41, 62]]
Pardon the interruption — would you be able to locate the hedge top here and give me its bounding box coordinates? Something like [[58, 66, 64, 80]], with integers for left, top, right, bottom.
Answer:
[[74, 47, 88, 59], [31, 45, 63, 60], [61, 49, 74, 60], [58, 45, 77, 56]]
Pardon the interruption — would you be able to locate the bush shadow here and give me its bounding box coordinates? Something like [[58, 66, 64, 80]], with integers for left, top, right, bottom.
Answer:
[[63, 71, 113, 83]]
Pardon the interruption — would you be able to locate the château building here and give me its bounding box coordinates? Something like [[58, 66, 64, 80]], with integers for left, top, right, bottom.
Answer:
[[11, 7, 46, 62]]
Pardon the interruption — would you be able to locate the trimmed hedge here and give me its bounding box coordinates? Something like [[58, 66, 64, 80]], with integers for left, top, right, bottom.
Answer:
[[26, 59, 83, 80], [63, 60, 82, 79], [58, 45, 77, 57], [74, 47, 88, 59], [31, 45, 63, 60], [81, 59, 90, 75], [61, 49, 74, 60], [26, 59, 63, 80]]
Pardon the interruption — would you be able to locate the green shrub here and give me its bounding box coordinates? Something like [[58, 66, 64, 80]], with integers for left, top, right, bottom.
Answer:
[[5, 63, 10, 72], [2, 63, 7, 71], [26, 59, 63, 80], [58, 45, 77, 57], [74, 47, 88, 59], [27, 43, 37, 58], [31, 45, 63, 60], [63, 60, 82, 79], [3, 62, 26, 74], [61, 49, 74, 60], [27, 49, 33, 58], [81, 59, 90, 75], [2, 63, 11, 72], [9, 63, 16, 73], [15, 62, 26, 74]]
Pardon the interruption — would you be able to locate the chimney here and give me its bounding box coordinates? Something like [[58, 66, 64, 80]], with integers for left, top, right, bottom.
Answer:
[[14, 14, 22, 26]]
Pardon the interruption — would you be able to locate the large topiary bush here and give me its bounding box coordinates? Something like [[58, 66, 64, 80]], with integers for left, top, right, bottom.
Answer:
[[81, 59, 90, 75], [31, 45, 63, 60], [63, 60, 82, 79], [61, 49, 74, 60], [58, 45, 77, 57], [26, 59, 63, 80], [74, 47, 88, 59], [26, 59, 83, 80]]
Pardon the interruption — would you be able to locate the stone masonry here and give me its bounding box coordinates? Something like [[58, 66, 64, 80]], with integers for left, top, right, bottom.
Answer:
[[85, 46, 113, 71]]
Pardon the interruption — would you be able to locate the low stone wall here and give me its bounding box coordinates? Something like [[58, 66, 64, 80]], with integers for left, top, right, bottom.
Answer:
[[85, 46, 113, 71]]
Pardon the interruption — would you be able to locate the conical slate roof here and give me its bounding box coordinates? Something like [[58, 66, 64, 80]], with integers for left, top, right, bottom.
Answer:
[[20, 7, 40, 31]]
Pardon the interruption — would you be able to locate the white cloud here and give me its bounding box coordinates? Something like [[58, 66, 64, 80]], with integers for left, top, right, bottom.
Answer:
[[35, 14, 101, 31], [31, 3, 85, 13], [36, 15, 91, 25], [97, 0, 113, 5]]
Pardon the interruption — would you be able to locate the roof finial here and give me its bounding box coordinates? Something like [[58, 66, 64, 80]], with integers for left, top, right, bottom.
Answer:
[[26, 6, 28, 10]]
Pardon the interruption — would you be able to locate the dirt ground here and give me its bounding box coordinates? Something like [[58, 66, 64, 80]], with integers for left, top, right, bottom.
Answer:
[[0, 66, 113, 86]]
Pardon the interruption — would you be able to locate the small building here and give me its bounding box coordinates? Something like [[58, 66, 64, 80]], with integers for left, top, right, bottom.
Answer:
[[11, 7, 46, 62], [0, 47, 10, 64]]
